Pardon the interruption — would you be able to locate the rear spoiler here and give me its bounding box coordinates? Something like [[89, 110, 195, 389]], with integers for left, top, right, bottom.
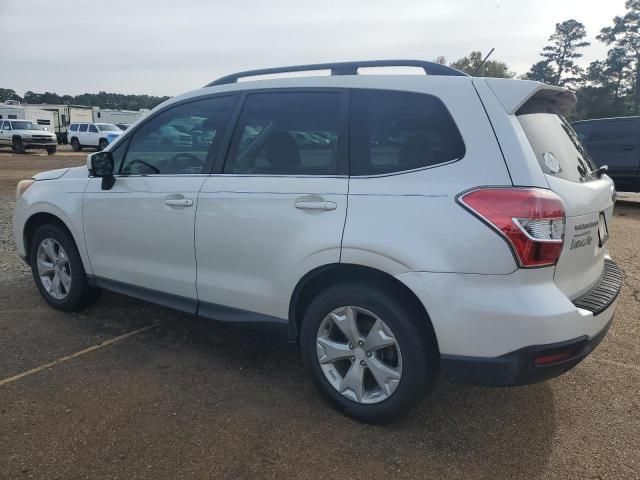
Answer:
[[478, 78, 577, 117]]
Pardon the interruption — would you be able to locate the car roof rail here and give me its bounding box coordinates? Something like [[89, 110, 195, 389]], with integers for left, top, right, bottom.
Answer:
[[205, 59, 468, 86]]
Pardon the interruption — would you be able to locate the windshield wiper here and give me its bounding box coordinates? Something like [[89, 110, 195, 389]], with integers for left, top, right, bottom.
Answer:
[[590, 165, 608, 178]]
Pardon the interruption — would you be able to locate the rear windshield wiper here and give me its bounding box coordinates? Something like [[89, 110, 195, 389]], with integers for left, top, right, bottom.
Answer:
[[590, 165, 608, 178]]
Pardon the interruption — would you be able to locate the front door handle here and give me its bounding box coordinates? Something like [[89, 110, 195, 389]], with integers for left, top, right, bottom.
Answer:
[[295, 200, 337, 211], [164, 198, 193, 207]]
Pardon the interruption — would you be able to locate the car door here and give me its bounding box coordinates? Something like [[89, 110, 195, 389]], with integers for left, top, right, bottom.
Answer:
[[586, 119, 640, 186], [83, 94, 237, 310], [77, 123, 88, 144], [195, 90, 349, 322], [86, 123, 100, 147], [0, 121, 11, 145]]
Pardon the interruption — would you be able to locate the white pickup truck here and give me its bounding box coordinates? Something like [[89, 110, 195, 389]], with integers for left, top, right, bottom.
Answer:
[[0, 119, 58, 154]]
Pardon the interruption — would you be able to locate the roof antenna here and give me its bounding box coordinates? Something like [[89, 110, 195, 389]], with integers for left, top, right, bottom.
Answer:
[[473, 48, 495, 76]]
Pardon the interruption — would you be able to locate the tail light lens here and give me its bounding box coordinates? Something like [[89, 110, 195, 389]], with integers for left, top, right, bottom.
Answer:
[[459, 187, 565, 268]]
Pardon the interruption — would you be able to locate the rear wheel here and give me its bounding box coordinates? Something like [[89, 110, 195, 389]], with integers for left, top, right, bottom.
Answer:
[[29, 223, 101, 311], [71, 138, 81, 152], [46, 146, 57, 155], [98, 139, 108, 151], [300, 283, 438, 423], [12, 137, 26, 154]]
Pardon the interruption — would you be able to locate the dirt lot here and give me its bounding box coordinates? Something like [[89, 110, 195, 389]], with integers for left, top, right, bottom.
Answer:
[[1, 146, 639, 479]]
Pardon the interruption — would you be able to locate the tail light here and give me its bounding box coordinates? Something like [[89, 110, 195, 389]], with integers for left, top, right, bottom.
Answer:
[[458, 187, 565, 268]]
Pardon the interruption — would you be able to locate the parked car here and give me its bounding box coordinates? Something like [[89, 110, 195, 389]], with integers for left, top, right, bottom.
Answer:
[[0, 119, 57, 154], [572, 117, 640, 192], [13, 60, 622, 422], [68, 122, 123, 152]]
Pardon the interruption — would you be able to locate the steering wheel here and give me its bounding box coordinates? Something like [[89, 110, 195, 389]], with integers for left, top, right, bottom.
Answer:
[[167, 153, 203, 173], [124, 158, 160, 175]]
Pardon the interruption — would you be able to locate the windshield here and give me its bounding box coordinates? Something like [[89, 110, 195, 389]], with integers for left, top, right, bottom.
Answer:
[[97, 123, 121, 132], [517, 100, 596, 183], [12, 121, 44, 130]]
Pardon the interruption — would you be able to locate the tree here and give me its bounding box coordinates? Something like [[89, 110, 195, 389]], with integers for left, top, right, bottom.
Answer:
[[0, 88, 22, 103], [539, 19, 590, 87], [598, 0, 640, 113], [450, 51, 515, 78], [523, 60, 557, 83]]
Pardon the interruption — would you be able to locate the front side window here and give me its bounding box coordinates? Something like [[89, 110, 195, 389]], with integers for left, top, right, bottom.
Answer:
[[119, 95, 235, 175], [349, 90, 465, 176], [89, 124, 99, 133], [223, 92, 340, 175], [2, 121, 11, 130], [79, 124, 88, 132]]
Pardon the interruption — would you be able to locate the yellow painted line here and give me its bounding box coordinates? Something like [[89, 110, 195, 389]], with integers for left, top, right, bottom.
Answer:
[[0, 323, 160, 387]]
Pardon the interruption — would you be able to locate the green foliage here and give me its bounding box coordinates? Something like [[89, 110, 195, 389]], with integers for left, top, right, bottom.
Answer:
[[597, 0, 640, 114], [450, 51, 515, 78], [0, 88, 22, 103], [537, 19, 590, 87], [17, 90, 170, 111]]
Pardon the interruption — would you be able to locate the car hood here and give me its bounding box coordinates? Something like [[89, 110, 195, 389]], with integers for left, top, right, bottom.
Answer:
[[32, 166, 88, 181], [14, 129, 57, 137], [33, 168, 69, 180]]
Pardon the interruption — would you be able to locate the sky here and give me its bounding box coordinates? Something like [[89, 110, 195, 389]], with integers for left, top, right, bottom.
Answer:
[[0, 0, 629, 97]]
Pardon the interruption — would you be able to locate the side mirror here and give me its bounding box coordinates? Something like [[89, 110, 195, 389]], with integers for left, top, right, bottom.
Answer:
[[90, 151, 116, 190]]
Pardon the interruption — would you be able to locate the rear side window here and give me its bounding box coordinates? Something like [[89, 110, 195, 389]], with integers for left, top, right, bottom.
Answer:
[[517, 101, 596, 183], [70, 124, 78, 132], [350, 90, 465, 176], [79, 124, 88, 132], [224, 92, 340, 175], [590, 120, 638, 142], [572, 122, 591, 143]]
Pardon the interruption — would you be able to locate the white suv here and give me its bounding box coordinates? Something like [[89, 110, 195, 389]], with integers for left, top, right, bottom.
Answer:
[[0, 119, 57, 154], [68, 122, 123, 152], [13, 61, 622, 422]]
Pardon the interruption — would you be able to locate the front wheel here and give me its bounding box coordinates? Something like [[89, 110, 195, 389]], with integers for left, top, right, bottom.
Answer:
[[12, 137, 26, 154], [46, 146, 57, 155], [29, 223, 101, 311], [300, 283, 438, 423], [98, 139, 108, 151]]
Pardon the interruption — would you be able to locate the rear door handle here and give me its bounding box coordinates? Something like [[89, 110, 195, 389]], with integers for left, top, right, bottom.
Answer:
[[295, 200, 337, 211], [622, 145, 635, 151], [164, 198, 193, 207]]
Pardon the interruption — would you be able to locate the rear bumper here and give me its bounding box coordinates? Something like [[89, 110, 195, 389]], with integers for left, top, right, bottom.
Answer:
[[440, 317, 613, 386], [438, 259, 623, 386], [396, 259, 623, 385]]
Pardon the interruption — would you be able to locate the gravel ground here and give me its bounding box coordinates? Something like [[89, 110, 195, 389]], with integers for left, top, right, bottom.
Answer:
[[0, 147, 639, 479]]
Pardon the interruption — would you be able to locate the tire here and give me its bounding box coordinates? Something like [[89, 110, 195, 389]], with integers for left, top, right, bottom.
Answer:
[[12, 137, 26, 154], [300, 283, 438, 423], [98, 139, 108, 151], [71, 138, 81, 152], [46, 146, 57, 155], [29, 223, 101, 312]]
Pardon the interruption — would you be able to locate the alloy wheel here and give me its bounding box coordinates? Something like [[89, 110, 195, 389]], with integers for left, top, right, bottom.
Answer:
[[36, 238, 72, 300], [316, 306, 402, 404]]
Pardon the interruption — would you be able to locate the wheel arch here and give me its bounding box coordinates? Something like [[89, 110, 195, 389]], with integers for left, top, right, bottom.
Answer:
[[23, 212, 82, 267], [288, 263, 439, 355]]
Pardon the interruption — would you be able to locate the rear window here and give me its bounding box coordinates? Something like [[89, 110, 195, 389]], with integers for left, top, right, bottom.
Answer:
[[350, 90, 465, 176], [517, 101, 596, 183], [70, 124, 78, 132]]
